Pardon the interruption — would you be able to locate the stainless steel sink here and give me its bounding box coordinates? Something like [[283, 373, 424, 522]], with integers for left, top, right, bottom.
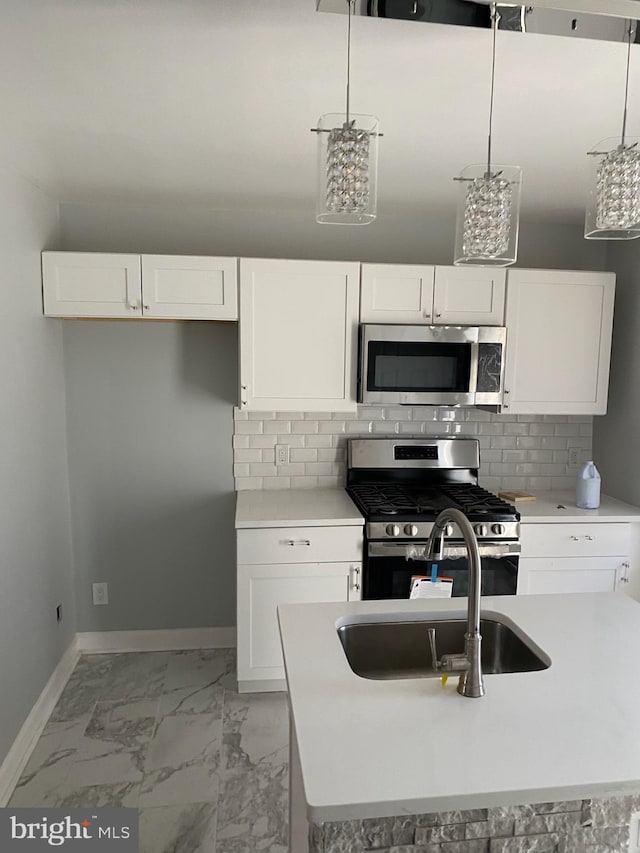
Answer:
[[337, 616, 550, 680]]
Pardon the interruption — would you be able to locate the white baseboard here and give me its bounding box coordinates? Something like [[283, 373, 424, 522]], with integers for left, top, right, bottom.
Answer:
[[76, 627, 237, 654], [0, 638, 80, 807]]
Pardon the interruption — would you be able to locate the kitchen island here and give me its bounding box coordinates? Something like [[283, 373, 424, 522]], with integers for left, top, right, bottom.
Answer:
[[279, 593, 640, 852]]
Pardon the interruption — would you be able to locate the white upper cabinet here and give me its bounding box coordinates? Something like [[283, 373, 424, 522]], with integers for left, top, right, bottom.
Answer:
[[42, 252, 238, 320], [141, 255, 237, 320], [42, 252, 142, 318], [360, 264, 505, 325], [239, 258, 360, 412], [433, 267, 506, 325], [360, 264, 435, 323], [503, 269, 615, 415]]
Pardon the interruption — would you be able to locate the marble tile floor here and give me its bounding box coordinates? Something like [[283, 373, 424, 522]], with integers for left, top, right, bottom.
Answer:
[[9, 650, 289, 853]]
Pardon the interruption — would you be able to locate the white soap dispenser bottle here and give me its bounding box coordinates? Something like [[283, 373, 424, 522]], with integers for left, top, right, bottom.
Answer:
[[576, 461, 601, 509]]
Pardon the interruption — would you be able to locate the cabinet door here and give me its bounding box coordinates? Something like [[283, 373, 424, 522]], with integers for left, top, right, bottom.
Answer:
[[239, 258, 359, 411], [517, 557, 623, 594], [237, 561, 359, 690], [42, 252, 142, 318], [503, 270, 615, 415], [141, 255, 238, 320], [433, 267, 506, 325], [360, 264, 435, 323]]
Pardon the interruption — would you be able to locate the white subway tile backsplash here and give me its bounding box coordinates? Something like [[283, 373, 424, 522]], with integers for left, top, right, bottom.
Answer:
[[304, 435, 333, 448], [233, 409, 593, 493], [372, 422, 399, 434], [264, 420, 292, 434], [399, 422, 424, 435], [529, 424, 555, 436], [263, 477, 291, 490], [248, 435, 277, 448], [235, 449, 263, 463], [490, 436, 517, 449], [235, 420, 263, 434], [249, 462, 278, 477], [346, 421, 373, 434], [555, 423, 580, 436], [281, 434, 305, 448], [291, 420, 319, 434], [319, 420, 344, 433], [236, 476, 263, 490], [277, 463, 306, 477], [290, 448, 318, 463]]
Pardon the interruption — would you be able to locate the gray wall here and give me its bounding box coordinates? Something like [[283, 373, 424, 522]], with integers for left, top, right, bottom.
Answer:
[[60, 202, 607, 270], [0, 169, 75, 765], [63, 321, 237, 631], [593, 241, 640, 505], [59, 201, 607, 633]]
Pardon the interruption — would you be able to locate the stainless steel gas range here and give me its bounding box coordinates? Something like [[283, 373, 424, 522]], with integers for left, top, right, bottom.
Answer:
[[345, 438, 521, 599]]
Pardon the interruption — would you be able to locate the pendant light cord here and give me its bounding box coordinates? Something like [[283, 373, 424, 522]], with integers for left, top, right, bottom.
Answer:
[[346, 0, 354, 124], [487, 3, 499, 177], [621, 19, 633, 145]]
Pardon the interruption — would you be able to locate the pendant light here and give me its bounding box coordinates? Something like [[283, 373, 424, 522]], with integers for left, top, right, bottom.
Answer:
[[585, 21, 640, 240], [453, 3, 522, 267], [312, 0, 381, 225]]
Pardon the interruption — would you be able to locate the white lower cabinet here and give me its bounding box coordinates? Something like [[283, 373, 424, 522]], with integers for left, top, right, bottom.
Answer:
[[518, 522, 632, 595], [236, 524, 363, 692]]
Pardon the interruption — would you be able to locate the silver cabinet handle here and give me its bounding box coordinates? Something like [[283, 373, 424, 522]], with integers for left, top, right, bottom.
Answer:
[[571, 535, 594, 541], [143, 304, 150, 311], [435, 312, 442, 318], [240, 384, 248, 407], [351, 565, 360, 591], [284, 539, 311, 546], [570, 535, 580, 541], [127, 300, 140, 311], [424, 312, 431, 319]]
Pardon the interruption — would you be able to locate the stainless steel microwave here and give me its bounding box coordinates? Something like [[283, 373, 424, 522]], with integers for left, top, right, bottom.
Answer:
[[358, 324, 507, 406]]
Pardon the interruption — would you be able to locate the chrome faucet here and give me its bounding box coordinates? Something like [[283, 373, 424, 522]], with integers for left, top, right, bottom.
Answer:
[[425, 508, 484, 698]]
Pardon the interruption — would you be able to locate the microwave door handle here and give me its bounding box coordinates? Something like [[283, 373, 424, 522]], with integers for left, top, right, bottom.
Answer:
[[468, 341, 479, 396]]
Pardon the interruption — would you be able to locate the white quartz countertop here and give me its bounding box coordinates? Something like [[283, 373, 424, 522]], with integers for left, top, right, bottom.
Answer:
[[235, 488, 363, 528], [279, 593, 640, 823], [517, 491, 640, 523]]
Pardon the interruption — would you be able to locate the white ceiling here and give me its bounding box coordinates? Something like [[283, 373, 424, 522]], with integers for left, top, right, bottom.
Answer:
[[1, 0, 639, 222]]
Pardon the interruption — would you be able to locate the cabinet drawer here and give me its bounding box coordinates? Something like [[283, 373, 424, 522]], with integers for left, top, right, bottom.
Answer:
[[521, 523, 630, 558], [237, 525, 363, 564], [518, 557, 623, 595]]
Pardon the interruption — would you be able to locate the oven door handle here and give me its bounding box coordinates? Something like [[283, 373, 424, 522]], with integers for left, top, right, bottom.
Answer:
[[367, 541, 521, 559]]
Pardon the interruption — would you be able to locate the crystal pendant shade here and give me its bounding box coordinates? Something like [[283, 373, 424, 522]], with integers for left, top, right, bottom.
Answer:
[[585, 138, 640, 240], [454, 164, 522, 266], [316, 114, 379, 225]]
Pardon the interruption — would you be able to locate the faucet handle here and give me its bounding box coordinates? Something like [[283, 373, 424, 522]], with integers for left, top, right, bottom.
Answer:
[[427, 627, 440, 672]]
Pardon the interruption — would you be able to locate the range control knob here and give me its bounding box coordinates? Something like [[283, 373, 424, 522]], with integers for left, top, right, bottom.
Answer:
[[386, 524, 401, 537], [404, 524, 419, 537], [444, 524, 455, 537], [475, 524, 488, 537], [492, 524, 506, 535]]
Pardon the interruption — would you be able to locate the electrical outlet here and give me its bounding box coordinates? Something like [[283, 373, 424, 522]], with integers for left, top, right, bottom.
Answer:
[[568, 447, 581, 468], [628, 811, 640, 852], [275, 444, 289, 466], [56, 603, 62, 623], [92, 582, 109, 606]]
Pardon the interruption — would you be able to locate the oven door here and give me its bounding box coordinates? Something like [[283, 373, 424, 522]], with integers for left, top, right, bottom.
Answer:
[[359, 324, 505, 406], [364, 541, 520, 599]]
